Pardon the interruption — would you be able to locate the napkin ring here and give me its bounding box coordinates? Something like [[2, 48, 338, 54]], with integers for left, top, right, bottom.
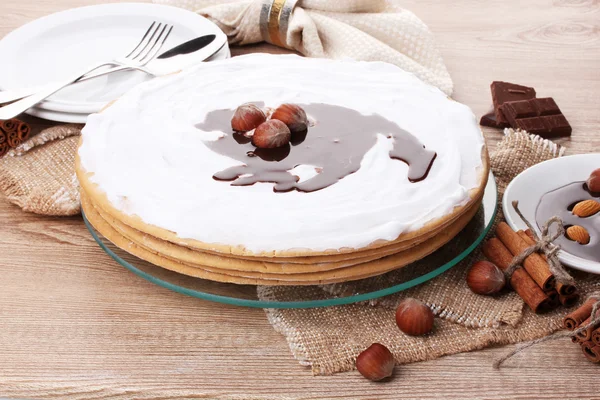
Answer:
[[260, 0, 299, 47]]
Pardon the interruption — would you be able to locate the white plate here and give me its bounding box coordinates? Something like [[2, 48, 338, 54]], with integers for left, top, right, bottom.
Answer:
[[26, 106, 89, 124], [0, 3, 229, 119], [503, 153, 600, 274], [22, 46, 231, 124]]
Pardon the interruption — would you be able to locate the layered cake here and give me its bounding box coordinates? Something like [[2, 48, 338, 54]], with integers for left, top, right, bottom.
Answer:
[[77, 54, 489, 284]]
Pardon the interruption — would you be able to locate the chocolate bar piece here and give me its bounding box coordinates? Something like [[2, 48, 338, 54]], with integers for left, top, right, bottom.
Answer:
[[500, 97, 572, 138], [480, 110, 510, 128], [491, 81, 536, 125]]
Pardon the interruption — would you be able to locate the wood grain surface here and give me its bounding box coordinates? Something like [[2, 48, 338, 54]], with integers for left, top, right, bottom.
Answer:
[[1, 0, 599, 399]]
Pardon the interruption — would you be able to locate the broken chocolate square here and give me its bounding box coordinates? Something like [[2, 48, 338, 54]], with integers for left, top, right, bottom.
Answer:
[[479, 110, 510, 128], [490, 81, 536, 125], [500, 98, 572, 138]]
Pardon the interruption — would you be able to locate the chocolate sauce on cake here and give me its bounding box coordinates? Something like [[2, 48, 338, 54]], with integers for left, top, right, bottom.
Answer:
[[535, 182, 599, 262], [197, 103, 437, 193]]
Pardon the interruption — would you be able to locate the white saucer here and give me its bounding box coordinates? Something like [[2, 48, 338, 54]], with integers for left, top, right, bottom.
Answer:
[[503, 153, 600, 274], [0, 3, 230, 123]]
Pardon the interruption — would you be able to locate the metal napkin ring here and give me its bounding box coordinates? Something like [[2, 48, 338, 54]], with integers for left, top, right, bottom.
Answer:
[[260, 0, 299, 47]]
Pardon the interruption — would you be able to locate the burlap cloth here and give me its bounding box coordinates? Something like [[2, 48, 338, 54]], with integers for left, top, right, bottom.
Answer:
[[0, 124, 81, 216], [2, 124, 598, 375], [258, 130, 600, 375]]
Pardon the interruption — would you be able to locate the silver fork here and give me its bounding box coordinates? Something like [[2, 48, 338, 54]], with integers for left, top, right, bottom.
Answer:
[[0, 21, 173, 120]]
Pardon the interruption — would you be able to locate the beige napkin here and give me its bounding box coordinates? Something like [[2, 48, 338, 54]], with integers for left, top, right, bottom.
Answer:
[[153, 0, 454, 95]]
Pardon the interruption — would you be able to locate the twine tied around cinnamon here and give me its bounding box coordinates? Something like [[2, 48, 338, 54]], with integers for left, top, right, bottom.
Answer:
[[492, 201, 590, 368], [494, 293, 600, 368], [504, 200, 575, 286]]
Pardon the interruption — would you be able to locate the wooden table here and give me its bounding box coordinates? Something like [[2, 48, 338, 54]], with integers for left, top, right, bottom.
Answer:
[[1, 1, 598, 398]]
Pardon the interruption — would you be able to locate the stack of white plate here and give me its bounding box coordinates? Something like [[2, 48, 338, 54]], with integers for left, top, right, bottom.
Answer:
[[0, 3, 230, 123]]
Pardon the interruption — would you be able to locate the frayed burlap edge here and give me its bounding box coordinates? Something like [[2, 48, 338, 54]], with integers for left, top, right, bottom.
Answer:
[[0, 125, 82, 216], [260, 130, 600, 375], [262, 281, 599, 376]]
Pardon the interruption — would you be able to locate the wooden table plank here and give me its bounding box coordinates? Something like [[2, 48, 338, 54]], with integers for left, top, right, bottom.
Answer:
[[0, 0, 598, 398]]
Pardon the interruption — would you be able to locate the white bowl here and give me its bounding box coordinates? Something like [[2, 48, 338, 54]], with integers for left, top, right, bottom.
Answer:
[[503, 153, 600, 274]]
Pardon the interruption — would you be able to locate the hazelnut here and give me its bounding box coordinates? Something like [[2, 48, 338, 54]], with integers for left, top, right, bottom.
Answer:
[[466, 261, 506, 295], [231, 103, 266, 132], [252, 120, 291, 149], [395, 298, 434, 336], [271, 104, 309, 133], [355, 343, 395, 381], [587, 168, 600, 193]]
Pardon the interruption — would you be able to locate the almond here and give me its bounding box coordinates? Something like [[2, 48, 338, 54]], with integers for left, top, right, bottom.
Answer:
[[566, 225, 590, 245], [572, 199, 600, 218]]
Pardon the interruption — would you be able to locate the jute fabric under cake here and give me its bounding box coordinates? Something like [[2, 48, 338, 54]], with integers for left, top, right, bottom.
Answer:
[[259, 130, 600, 375], [262, 281, 600, 375], [1, 119, 598, 375], [0, 125, 82, 216]]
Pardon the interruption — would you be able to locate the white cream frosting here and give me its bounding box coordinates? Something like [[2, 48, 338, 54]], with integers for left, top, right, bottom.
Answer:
[[80, 54, 484, 252]]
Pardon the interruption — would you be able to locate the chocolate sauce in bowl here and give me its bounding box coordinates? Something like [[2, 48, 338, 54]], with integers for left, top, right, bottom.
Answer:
[[197, 103, 437, 193], [584, 182, 600, 197], [535, 182, 600, 262]]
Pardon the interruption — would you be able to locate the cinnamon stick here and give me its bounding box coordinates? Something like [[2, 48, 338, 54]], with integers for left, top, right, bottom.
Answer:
[[6, 121, 30, 148], [520, 230, 544, 260], [593, 328, 600, 346], [0, 118, 18, 136], [563, 298, 597, 330], [0, 124, 7, 158], [523, 228, 536, 244], [581, 341, 600, 363], [482, 238, 551, 313], [496, 223, 556, 291], [522, 230, 576, 296], [571, 335, 581, 344], [576, 317, 600, 341], [517, 233, 568, 308], [544, 289, 560, 310], [7, 131, 20, 148], [556, 282, 577, 296], [559, 292, 580, 308]]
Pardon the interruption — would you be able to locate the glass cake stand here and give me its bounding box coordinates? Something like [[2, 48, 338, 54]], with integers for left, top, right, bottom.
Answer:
[[84, 173, 497, 308]]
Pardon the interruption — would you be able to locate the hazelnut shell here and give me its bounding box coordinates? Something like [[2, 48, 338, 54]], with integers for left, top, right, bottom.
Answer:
[[587, 168, 600, 193], [356, 343, 395, 381], [231, 103, 266, 132], [252, 120, 291, 149], [271, 104, 309, 133], [466, 261, 506, 295], [395, 298, 434, 336]]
